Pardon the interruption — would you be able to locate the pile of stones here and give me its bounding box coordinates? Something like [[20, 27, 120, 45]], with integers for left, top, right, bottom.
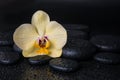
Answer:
[[0, 24, 120, 72]]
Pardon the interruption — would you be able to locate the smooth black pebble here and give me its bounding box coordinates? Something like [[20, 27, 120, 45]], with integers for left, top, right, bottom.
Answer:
[[90, 35, 120, 52], [67, 30, 88, 40], [63, 24, 89, 32], [0, 32, 13, 46], [49, 58, 79, 72], [0, 51, 20, 64], [28, 55, 52, 65], [62, 39, 96, 60], [94, 52, 120, 64], [13, 44, 22, 53]]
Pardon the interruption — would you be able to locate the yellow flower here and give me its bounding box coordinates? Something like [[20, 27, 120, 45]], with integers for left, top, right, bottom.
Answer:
[[13, 10, 67, 58]]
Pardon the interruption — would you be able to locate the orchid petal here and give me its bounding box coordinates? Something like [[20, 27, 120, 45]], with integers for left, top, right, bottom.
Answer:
[[48, 48, 62, 57], [13, 24, 39, 51], [31, 10, 50, 37], [45, 21, 67, 49]]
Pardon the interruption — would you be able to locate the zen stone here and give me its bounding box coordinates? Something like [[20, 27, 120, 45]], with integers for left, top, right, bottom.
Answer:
[[49, 58, 79, 72], [13, 44, 22, 53], [0, 32, 13, 46], [0, 46, 13, 52], [0, 51, 20, 64], [62, 39, 96, 60], [90, 35, 120, 52], [28, 55, 52, 65], [94, 52, 120, 64], [67, 30, 88, 40]]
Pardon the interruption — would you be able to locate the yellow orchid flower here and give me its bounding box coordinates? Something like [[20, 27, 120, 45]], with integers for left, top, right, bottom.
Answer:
[[13, 10, 67, 58]]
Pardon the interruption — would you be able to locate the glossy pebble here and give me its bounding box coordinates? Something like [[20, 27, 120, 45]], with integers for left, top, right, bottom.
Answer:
[[62, 39, 96, 60], [67, 30, 88, 40], [0, 51, 20, 64], [28, 55, 52, 65], [0, 32, 13, 45], [94, 52, 120, 64], [49, 58, 79, 72], [13, 44, 22, 53], [90, 35, 120, 52]]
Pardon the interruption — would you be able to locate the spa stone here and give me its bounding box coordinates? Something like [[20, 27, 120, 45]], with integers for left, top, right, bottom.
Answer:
[[49, 58, 79, 72]]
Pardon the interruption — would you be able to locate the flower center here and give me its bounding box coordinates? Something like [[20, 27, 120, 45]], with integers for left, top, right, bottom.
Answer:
[[34, 36, 50, 55]]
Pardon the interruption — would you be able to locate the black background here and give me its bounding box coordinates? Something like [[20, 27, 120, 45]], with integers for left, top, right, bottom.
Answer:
[[0, 0, 120, 35]]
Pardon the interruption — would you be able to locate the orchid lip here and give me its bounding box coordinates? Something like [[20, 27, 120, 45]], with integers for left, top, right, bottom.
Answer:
[[34, 36, 50, 55], [37, 36, 49, 47], [44, 36, 48, 40], [39, 38, 46, 47]]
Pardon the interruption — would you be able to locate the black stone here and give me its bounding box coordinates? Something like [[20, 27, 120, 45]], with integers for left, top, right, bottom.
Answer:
[[90, 35, 120, 52], [28, 55, 52, 65], [0, 51, 20, 64], [0, 46, 13, 52], [13, 44, 22, 53], [67, 30, 88, 40], [63, 24, 89, 32], [62, 39, 96, 60], [94, 52, 120, 64], [0, 32, 13, 46], [49, 58, 79, 72]]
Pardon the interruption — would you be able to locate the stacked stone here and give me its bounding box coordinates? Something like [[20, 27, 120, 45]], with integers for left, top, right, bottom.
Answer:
[[0, 24, 120, 73]]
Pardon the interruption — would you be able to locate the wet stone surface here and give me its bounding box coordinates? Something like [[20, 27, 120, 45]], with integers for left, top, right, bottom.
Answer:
[[0, 59, 120, 80], [13, 44, 22, 53], [62, 39, 96, 60], [0, 51, 21, 64], [49, 58, 79, 72], [67, 30, 89, 40], [0, 32, 14, 46], [0, 46, 13, 52], [94, 52, 120, 64], [90, 35, 120, 52], [28, 55, 52, 65]]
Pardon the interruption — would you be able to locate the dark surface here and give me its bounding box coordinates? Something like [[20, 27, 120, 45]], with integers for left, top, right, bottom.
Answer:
[[0, 46, 13, 52], [90, 35, 120, 52], [34, 0, 120, 25], [0, 0, 120, 25], [0, 59, 120, 80], [28, 55, 52, 65], [62, 39, 96, 60], [63, 24, 89, 32], [94, 52, 120, 64], [13, 44, 22, 53], [49, 58, 79, 72], [67, 30, 88, 40], [0, 32, 13, 45], [0, 51, 20, 64]]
